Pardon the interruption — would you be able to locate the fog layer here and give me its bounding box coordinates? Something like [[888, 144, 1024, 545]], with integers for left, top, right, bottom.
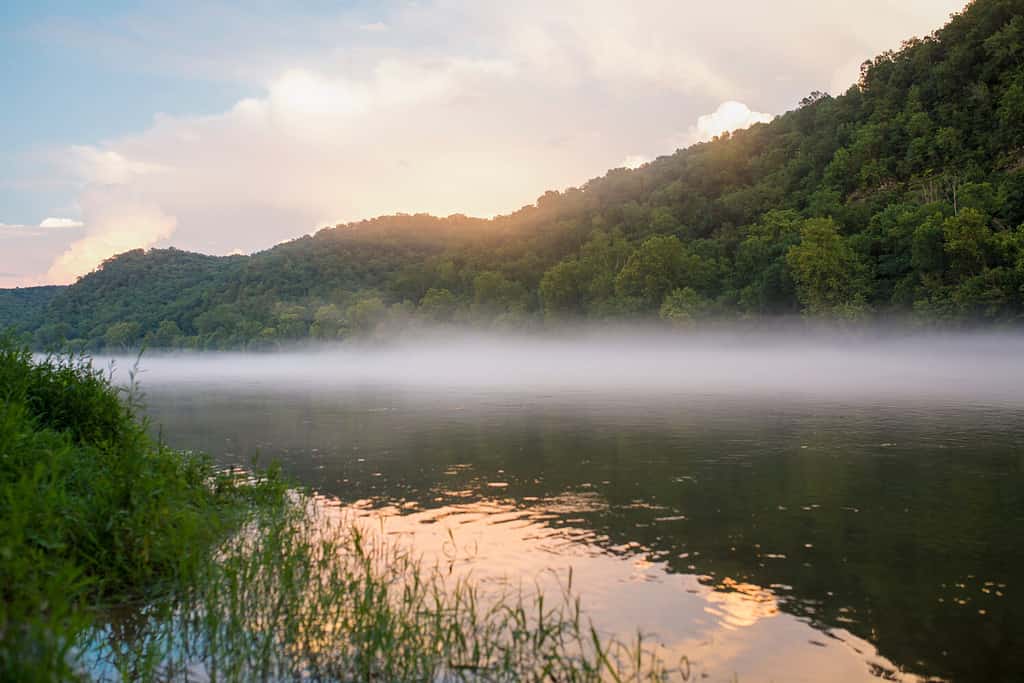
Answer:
[[93, 328, 1024, 405]]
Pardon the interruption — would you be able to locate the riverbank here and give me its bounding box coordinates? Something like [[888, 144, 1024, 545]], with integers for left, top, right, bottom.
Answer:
[[0, 338, 289, 679], [0, 339, 674, 681]]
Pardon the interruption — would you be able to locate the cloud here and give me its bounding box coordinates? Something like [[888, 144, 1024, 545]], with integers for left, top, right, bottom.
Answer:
[[681, 101, 775, 146], [0, 222, 83, 287], [8, 0, 967, 286], [45, 190, 176, 284], [0, 217, 84, 231], [621, 155, 652, 170], [46, 58, 600, 264], [66, 146, 169, 186], [39, 217, 84, 228]]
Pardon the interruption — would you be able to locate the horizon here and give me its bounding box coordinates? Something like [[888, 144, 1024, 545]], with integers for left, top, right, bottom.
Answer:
[[2, 0, 967, 288]]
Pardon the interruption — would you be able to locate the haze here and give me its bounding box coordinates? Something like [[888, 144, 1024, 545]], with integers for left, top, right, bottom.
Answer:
[[100, 328, 1024, 405]]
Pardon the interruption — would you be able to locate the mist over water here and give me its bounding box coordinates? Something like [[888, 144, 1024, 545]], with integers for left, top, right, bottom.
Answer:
[[107, 327, 1024, 405], [96, 326, 1024, 683]]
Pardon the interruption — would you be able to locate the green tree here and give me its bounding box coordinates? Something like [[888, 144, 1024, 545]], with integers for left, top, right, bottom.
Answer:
[[34, 322, 71, 349], [614, 235, 687, 308], [195, 304, 245, 338], [539, 260, 586, 317], [786, 218, 871, 317], [471, 271, 528, 319], [733, 210, 802, 314], [147, 320, 182, 347], [310, 304, 344, 339], [911, 215, 948, 275], [347, 297, 387, 334], [104, 321, 141, 350], [274, 303, 310, 339], [577, 229, 633, 310], [660, 287, 711, 324], [418, 288, 459, 322], [943, 208, 992, 279]]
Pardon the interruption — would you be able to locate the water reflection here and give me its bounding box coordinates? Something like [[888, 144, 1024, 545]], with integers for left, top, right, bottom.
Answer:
[[134, 380, 1024, 683], [326, 497, 938, 682]]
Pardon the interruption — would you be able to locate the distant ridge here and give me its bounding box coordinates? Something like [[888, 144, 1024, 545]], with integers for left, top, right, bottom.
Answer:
[[0, 286, 65, 335]]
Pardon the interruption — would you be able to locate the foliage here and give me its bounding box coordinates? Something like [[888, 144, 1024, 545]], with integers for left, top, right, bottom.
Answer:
[[786, 218, 871, 317], [660, 288, 712, 324], [0, 337, 286, 680], [7, 0, 1024, 347], [614, 235, 689, 309], [0, 286, 64, 335]]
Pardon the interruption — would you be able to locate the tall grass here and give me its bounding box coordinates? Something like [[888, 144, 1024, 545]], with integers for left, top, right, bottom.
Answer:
[[86, 500, 683, 681], [0, 337, 286, 680], [0, 338, 681, 681]]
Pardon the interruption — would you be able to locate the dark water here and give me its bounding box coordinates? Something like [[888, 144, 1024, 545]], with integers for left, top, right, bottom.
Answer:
[[121, 337, 1024, 683]]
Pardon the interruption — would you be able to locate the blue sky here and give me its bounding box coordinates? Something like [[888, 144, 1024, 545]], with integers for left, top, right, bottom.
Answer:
[[2, 3, 226, 207], [1, 0, 967, 286]]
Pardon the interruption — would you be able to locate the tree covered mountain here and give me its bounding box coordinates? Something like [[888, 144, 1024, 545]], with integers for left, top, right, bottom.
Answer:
[[6, 0, 1024, 349]]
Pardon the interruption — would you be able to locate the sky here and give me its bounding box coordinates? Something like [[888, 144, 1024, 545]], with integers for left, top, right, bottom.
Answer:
[[1, 0, 968, 288]]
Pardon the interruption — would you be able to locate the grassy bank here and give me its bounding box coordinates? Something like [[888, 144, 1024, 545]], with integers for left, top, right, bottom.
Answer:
[[0, 338, 288, 680], [84, 501, 678, 681], [0, 338, 677, 681]]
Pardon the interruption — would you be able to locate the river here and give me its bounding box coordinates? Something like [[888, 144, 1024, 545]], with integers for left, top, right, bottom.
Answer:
[[112, 331, 1024, 682]]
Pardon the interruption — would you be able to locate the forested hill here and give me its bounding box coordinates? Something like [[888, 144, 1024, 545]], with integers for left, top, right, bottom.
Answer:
[[0, 286, 65, 334], [6, 0, 1024, 349]]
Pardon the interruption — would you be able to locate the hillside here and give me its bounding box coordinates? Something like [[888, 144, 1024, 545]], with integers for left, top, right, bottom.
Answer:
[[0, 286, 65, 336], [6, 0, 1024, 349]]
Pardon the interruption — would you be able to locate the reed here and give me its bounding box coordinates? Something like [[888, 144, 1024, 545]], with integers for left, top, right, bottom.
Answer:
[[87, 498, 681, 681]]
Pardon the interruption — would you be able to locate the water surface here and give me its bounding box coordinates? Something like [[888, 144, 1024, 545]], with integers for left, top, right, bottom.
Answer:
[[118, 333, 1024, 682]]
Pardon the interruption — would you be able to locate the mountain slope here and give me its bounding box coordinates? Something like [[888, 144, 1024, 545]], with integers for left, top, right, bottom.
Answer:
[[0, 286, 65, 336], [6, 0, 1024, 348]]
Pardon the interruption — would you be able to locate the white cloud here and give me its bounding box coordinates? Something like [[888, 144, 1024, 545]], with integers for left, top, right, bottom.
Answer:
[[67, 146, 168, 185], [0, 218, 84, 233], [45, 190, 176, 284], [10, 0, 967, 285], [0, 223, 82, 287], [681, 101, 775, 146], [46, 58, 599, 266], [39, 217, 84, 228]]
